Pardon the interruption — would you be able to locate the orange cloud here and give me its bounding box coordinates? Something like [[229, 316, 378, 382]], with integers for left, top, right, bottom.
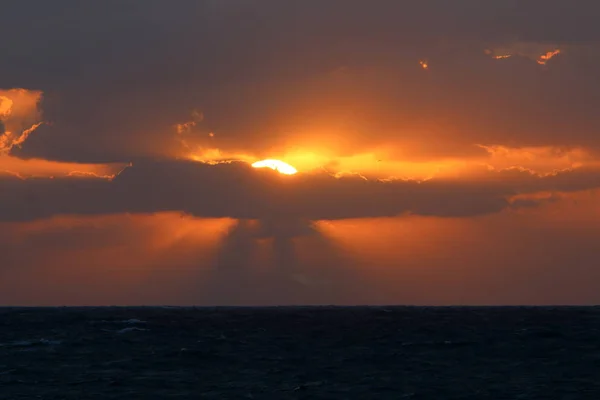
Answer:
[[477, 145, 594, 173], [185, 146, 464, 181], [0, 89, 128, 180], [0, 88, 43, 154], [182, 142, 599, 183], [10, 121, 43, 148], [188, 147, 255, 166], [537, 49, 561, 65], [0, 156, 126, 179], [485, 43, 563, 65]]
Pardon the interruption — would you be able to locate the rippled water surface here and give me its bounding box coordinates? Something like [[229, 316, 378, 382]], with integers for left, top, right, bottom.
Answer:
[[1, 307, 600, 399]]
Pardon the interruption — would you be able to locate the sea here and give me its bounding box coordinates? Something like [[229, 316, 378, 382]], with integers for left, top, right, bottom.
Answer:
[[1, 306, 599, 399]]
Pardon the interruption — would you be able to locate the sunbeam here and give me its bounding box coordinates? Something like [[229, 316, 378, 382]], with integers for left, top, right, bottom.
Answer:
[[199, 217, 365, 305]]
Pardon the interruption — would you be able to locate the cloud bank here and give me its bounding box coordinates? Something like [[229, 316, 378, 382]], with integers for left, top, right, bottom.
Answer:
[[1, 159, 599, 222]]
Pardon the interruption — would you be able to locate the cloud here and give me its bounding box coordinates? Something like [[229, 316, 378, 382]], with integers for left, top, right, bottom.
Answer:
[[1, 2, 599, 165], [485, 42, 563, 65], [1, 158, 600, 222], [0, 89, 43, 154]]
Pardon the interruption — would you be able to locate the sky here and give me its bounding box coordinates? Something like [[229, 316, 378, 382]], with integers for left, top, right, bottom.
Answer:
[[2, 1, 600, 305]]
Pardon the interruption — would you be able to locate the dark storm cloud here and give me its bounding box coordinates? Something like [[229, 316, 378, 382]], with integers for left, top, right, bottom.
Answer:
[[1, 159, 600, 222], [3, 1, 600, 163]]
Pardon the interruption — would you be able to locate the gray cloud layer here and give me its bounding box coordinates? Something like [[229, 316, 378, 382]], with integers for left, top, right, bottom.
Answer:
[[3, 1, 600, 163], [1, 159, 599, 222]]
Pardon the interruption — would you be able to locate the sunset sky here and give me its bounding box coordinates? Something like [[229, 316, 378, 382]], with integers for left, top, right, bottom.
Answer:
[[2, 1, 600, 305]]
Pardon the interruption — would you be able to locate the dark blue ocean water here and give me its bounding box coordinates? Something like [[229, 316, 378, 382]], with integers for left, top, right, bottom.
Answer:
[[1, 307, 599, 399]]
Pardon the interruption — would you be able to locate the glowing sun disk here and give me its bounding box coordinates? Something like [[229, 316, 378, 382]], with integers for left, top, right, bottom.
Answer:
[[252, 159, 298, 175]]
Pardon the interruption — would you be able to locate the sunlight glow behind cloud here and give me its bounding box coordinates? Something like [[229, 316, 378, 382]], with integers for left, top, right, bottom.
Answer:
[[251, 159, 298, 175]]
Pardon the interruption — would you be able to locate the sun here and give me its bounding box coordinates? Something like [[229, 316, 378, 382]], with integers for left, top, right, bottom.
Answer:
[[251, 159, 298, 175]]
